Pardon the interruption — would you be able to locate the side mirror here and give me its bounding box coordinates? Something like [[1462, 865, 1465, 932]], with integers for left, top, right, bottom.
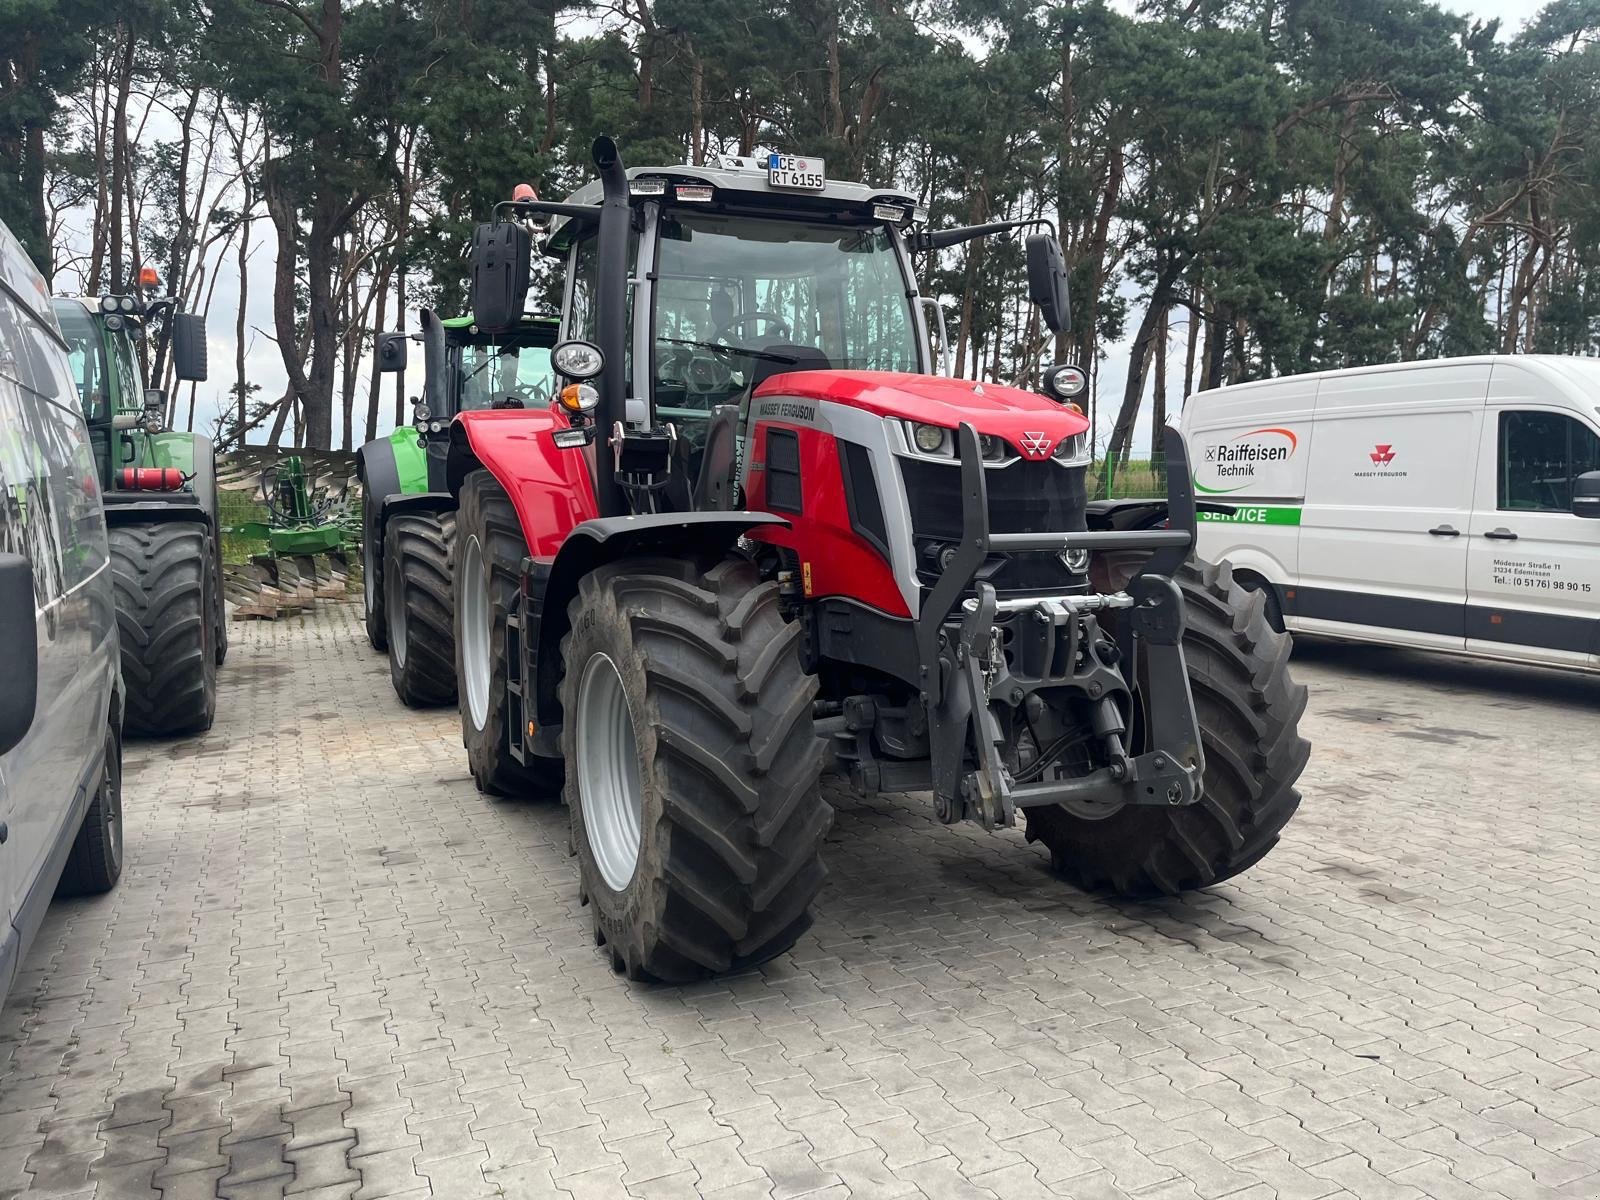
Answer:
[[1572, 471, 1600, 518], [376, 331, 408, 373], [170, 312, 208, 381], [1025, 233, 1071, 335], [469, 221, 531, 334], [0, 553, 39, 756]]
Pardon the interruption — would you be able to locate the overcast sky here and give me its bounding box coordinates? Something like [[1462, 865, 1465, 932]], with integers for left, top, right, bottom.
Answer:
[[89, 0, 1551, 453]]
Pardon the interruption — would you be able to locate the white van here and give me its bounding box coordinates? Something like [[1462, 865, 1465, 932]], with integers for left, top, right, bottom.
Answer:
[[1180, 355, 1600, 671]]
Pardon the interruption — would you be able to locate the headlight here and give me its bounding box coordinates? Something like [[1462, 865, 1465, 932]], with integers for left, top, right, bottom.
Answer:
[[1059, 547, 1091, 574], [910, 422, 951, 455], [979, 434, 1008, 461], [1053, 431, 1090, 466], [429, 420, 445, 433], [552, 339, 603, 380]]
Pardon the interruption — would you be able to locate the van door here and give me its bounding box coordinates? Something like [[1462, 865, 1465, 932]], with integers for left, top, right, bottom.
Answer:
[[1466, 385, 1600, 667], [1291, 363, 1488, 649]]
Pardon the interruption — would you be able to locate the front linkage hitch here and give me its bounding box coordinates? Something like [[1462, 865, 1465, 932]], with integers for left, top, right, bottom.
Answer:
[[918, 424, 1205, 829]]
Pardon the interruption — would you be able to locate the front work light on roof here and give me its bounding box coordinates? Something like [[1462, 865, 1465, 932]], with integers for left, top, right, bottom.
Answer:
[[629, 179, 667, 196], [675, 184, 714, 202], [873, 203, 907, 223]]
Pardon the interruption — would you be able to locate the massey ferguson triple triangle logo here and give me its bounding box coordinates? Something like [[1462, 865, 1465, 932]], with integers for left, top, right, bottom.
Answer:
[[1370, 444, 1397, 466], [1019, 431, 1053, 460]]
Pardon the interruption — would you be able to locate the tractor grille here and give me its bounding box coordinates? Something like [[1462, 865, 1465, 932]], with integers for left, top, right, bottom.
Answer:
[[899, 456, 1089, 596], [900, 457, 1088, 540]]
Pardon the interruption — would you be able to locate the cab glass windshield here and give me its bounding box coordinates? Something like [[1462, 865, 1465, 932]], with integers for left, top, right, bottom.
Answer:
[[454, 342, 556, 411], [651, 213, 919, 420], [51, 301, 112, 422]]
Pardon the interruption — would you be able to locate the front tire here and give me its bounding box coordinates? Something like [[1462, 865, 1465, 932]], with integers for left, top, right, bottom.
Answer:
[[110, 521, 217, 737], [362, 496, 387, 652], [454, 471, 561, 797], [57, 721, 124, 897], [562, 557, 830, 983], [1025, 558, 1308, 895], [385, 511, 457, 707]]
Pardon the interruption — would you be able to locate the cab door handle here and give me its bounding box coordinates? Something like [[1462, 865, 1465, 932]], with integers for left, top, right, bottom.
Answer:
[[1484, 527, 1519, 541], [1428, 525, 1460, 537]]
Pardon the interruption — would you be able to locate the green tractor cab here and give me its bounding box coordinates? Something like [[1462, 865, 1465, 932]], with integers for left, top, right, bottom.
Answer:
[[52, 289, 222, 738], [358, 311, 558, 707]]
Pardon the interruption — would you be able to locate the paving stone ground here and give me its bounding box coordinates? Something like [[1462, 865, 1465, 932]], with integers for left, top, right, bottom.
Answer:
[[4, 601, 1600, 1199]]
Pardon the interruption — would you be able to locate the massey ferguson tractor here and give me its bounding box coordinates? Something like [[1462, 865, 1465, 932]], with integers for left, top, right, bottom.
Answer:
[[53, 282, 222, 736], [439, 139, 1309, 982], [359, 309, 558, 706]]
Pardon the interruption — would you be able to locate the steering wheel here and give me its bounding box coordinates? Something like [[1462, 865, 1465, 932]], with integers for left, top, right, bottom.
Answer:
[[716, 311, 790, 345]]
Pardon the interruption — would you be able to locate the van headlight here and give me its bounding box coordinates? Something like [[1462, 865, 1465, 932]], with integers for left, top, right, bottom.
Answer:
[[1053, 431, 1090, 466]]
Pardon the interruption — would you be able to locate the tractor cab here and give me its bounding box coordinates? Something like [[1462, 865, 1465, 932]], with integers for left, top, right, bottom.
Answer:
[[541, 159, 934, 492]]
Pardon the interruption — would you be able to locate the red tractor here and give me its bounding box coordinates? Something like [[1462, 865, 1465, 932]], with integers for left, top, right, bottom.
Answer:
[[442, 138, 1308, 982]]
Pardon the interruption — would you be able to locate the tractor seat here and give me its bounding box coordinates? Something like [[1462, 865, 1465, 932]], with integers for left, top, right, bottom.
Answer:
[[748, 344, 831, 394]]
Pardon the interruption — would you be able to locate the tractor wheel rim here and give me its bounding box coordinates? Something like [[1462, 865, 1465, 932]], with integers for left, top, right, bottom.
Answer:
[[576, 651, 643, 892], [461, 534, 490, 730], [389, 575, 408, 668]]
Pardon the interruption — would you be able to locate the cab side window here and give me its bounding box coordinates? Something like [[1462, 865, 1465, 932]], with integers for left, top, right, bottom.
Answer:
[[1498, 411, 1600, 513]]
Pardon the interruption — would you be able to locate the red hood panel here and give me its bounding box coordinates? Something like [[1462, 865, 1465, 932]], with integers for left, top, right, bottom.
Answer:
[[754, 370, 1091, 443]]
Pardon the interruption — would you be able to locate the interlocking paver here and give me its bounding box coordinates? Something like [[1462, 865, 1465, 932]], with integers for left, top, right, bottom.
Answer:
[[3, 606, 1600, 1199]]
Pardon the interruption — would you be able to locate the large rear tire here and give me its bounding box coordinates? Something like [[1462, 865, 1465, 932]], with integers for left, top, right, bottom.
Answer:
[[212, 513, 228, 666], [362, 495, 387, 652], [454, 471, 562, 797], [385, 511, 457, 707], [1025, 558, 1308, 896], [58, 722, 123, 897], [562, 557, 830, 983], [110, 521, 217, 737]]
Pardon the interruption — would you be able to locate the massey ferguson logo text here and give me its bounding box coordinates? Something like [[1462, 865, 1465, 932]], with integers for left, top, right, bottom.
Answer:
[[1019, 431, 1053, 459], [1355, 442, 1408, 479]]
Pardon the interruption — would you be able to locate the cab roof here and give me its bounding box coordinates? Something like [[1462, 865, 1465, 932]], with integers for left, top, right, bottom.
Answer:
[[547, 161, 919, 252]]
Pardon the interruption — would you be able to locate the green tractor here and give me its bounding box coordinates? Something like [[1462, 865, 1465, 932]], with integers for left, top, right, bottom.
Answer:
[[357, 310, 557, 706], [53, 285, 222, 737]]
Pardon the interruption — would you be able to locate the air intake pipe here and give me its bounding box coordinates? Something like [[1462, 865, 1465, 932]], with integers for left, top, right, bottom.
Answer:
[[592, 135, 630, 518], [419, 308, 447, 418]]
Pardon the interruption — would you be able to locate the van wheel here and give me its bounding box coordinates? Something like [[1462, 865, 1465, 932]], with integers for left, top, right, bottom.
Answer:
[[58, 723, 123, 897], [454, 471, 562, 797], [111, 521, 217, 737], [1026, 558, 1309, 896], [385, 511, 457, 707]]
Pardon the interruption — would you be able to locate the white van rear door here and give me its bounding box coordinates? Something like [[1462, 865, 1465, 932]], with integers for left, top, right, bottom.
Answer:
[[1292, 362, 1487, 648], [1466, 362, 1600, 667]]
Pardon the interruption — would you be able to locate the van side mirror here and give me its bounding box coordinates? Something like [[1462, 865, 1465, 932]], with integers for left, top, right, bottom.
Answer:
[[469, 221, 531, 334], [0, 553, 38, 756], [171, 313, 208, 382], [376, 331, 408, 373], [1572, 471, 1600, 518], [1025, 234, 1071, 335]]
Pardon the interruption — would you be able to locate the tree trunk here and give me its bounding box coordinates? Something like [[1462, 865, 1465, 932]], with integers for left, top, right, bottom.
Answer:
[[235, 210, 250, 446], [1151, 307, 1169, 469], [1106, 291, 1170, 471]]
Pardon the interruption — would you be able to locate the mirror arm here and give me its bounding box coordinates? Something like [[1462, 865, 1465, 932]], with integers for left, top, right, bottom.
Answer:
[[493, 198, 603, 222], [912, 217, 1057, 252]]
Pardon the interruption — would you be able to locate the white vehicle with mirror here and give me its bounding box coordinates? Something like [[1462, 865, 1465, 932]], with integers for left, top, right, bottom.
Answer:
[[1177, 355, 1600, 670]]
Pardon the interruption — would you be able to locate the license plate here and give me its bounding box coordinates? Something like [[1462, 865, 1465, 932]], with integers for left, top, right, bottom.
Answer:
[[768, 154, 825, 191]]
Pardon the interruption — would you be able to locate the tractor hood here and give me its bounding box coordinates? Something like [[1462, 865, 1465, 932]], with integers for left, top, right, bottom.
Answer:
[[754, 370, 1091, 446]]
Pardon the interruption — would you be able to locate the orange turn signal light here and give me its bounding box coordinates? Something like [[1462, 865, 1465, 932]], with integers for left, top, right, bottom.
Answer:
[[559, 383, 599, 413], [138, 266, 159, 287]]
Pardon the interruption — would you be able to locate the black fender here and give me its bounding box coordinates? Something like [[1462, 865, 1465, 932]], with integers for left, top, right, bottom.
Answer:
[[529, 512, 790, 729], [102, 494, 209, 525], [356, 440, 403, 569], [379, 491, 455, 524]]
